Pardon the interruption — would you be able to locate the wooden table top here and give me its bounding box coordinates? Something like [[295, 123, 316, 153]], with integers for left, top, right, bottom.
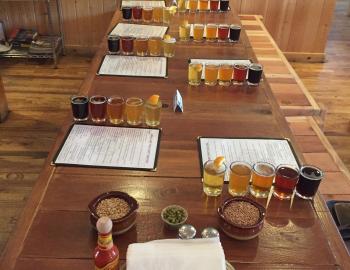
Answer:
[[1, 2, 349, 269]]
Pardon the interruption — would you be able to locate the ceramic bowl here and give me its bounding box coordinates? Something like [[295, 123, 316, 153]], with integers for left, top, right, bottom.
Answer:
[[88, 191, 139, 235], [161, 205, 188, 230], [217, 196, 266, 240]]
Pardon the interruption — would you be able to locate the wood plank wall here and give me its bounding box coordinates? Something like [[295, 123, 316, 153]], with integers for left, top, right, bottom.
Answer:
[[0, 0, 336, 60]]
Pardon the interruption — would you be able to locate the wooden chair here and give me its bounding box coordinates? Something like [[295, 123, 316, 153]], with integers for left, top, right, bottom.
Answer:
[[0, 76, 9, 122]]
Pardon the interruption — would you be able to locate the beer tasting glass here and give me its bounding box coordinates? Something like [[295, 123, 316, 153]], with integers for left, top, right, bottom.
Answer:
[[204, 63, 219, 86], [218, 24, 229, 42], [189, 0, 198, 12], [203, 160, 227, 196], [177, 0, 187, 12], [132, 6, 143, 21], [135, 36, 149, 56], [163, 7, 173, 24], [122, 6, 132, 21], [229, 162, 252, 196], [296, 165, 324, 200], [229, 25, 241, 42], [179, 23, 191, 41], [71, 95, 89, 121], [233, 63, 248, 85], [210, 0, 219, 11], [125, 97, 144, 126], [188, 62, 203, 86], [273, 165, 300, 200], [121, 36, 135, 55], [148, 37, 162, 56], [163, 37, 176, 57], [247, 63, 263, 86], [107, 35, 120, 54], [144, 98, 162, 127], [218, 64, 233, 86], [153, 7, 163, 23], [90, 95, 107, 123], [199, 0, 209, 11], [219, 0, 229, 11], [250, 162, 275, 198], [206, 24, 218, 42], [193, 24, 205, 42], [142, 6, 153, 22], [107, 96, 125, 125]]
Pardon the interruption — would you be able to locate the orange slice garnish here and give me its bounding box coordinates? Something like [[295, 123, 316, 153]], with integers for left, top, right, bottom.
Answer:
[[214, 156, 225, 168], [148, 95, 160, 105], [164, 34, 172, 40]]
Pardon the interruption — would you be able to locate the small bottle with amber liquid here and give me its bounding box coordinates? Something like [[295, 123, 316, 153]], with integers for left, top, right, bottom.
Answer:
[[94, 217, 119, 270]]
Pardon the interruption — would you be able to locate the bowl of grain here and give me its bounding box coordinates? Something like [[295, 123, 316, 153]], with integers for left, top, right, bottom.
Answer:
[[88, 191, 139, 235], [217, 196, 266, 240]]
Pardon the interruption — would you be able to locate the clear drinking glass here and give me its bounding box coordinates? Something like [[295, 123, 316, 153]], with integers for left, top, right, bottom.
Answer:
[[250, 162, 276, 198], [125, 97, 144, 126], [144, 99, 162, 127], [193, 24, 204, 42], [204, 63, 219, 86], [148, 36, 162, 56], [179, 23, 191, 41], [273, 165, 300, 200], [90, 95, 107, 123], [218, 64, 233, 86], [296, 165, 324, 200], [206, 24, 217, 42], [135, 36, 149, 56], [107, 96, 125, 125], [188, 62, 203, 86], [71, 95, 89, 121], [229, 162, 252, 196], [203, 160, 227, 196], [163, 37, 176, 57]]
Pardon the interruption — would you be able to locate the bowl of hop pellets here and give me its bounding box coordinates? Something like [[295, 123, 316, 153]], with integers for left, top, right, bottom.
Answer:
[[161, 205, 188, 230]]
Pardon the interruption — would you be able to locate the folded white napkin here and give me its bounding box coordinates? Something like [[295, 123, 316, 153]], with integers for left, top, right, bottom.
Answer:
[[126, 238, 226, 270]]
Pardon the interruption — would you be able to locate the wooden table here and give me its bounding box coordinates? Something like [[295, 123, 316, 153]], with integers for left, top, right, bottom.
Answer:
[[0, 76, 8, 122], [1, 2, 349, 269]]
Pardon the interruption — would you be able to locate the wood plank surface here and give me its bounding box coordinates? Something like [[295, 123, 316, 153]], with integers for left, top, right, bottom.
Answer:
[[0, 76, 9, 122], [0, 2, 348, 270]]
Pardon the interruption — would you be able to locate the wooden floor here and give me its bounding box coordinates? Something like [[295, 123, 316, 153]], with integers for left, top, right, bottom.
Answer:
[[291, 0, 350, 170], [0, 0, 350, 257]]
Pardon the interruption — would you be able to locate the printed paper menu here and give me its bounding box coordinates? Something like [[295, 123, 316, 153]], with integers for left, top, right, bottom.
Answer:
[[54, 125, 161, 170], [98, 55, 167, 78], [110, 23, 168, 38]]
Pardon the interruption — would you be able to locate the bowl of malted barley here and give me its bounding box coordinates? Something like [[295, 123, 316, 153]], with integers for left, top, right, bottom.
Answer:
[[88, 191, 139, 235], [218, 196, 266, 240]]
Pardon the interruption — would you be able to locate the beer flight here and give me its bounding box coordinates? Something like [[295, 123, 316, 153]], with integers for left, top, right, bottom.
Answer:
[[204, 157, 324, 201], [71, 95, 162, 127]]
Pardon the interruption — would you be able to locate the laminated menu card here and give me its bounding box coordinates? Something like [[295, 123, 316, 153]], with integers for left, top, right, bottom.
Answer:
[[53, 124, 161, 171], [110, 23, 168, 39], [98, 55, 168, 78]]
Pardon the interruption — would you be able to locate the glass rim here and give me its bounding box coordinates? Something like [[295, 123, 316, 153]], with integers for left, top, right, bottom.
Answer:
[[71, 95, 89, 103], [230, 24, 241, 29], [189, 62, 203, 66], [205, 63, 219, 68], [207, 23, 218, 27], [122, 6, 132, 9], [136, 36, 149, 40], [108, 35, 120, 39], [149, 36, 162, 40], [143, 6, 153, 10], [276, 164, 300, 179], [126, 97, 144, 106], [253, 162, 275, 177], [107, 96, 125, 104], [163, 37, 176, 43], [233, 63, 248, 69], [230, 161, 252, 175], [219, 24, 229, 28], [249, 63, 263, 70], [300, 165, 324, 180], [194, 23, 204, 27], [204, 160, 227, 174], [133, 5, 142, 8], [219, 63, 233, 68], [90, 95, 107, 104], [121, 36, 135, 40]]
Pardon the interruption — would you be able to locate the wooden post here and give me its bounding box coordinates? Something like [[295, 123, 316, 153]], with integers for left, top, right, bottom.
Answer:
[[0, 76, 9, 122]]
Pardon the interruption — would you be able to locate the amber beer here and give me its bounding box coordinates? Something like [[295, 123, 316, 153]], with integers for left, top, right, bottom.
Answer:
[[218, 64, 233, 86], [250, 162, 275, 198], [189, 0, 198, 12], [142, 6, 153, 22], [125, 97, 144, 126], [135, 36, 148, 56], [204, 63, 219, 86], [107, 96, 125, 125], [273, 165, 299, 200], [229, 162, 252, 196], [199, 0, 209, 11], [153, 7, 163, 22], [206, 24, 217, 42], [148, 37, 162, 56], [193, 24, 204, 42], [90, 95, 107, 123]]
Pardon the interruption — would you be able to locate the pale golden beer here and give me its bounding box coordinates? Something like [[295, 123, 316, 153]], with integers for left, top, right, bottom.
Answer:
[[125, 97, 144, 126], [144, 99, 162, 127], [148, 37, 162, 56], [163, 37, 176, 57], [188, 62, 203, 86], [179, 24, 191, 41], [203, 160, 226, 196]]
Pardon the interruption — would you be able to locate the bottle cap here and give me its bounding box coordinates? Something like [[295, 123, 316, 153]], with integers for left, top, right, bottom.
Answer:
[[96, 217, 113, 234]]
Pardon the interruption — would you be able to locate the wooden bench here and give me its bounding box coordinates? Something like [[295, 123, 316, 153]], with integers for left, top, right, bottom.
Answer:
[[239, 15, 324, 120], [0, 76, 8, 122]]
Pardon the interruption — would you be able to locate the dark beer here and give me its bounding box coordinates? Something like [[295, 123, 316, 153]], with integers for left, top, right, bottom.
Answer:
[[296, 165, 324, 200], [71, 96, 89, 121]]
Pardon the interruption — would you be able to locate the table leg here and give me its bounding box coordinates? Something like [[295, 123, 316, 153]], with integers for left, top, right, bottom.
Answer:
[[0, 76, 9, 122]]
